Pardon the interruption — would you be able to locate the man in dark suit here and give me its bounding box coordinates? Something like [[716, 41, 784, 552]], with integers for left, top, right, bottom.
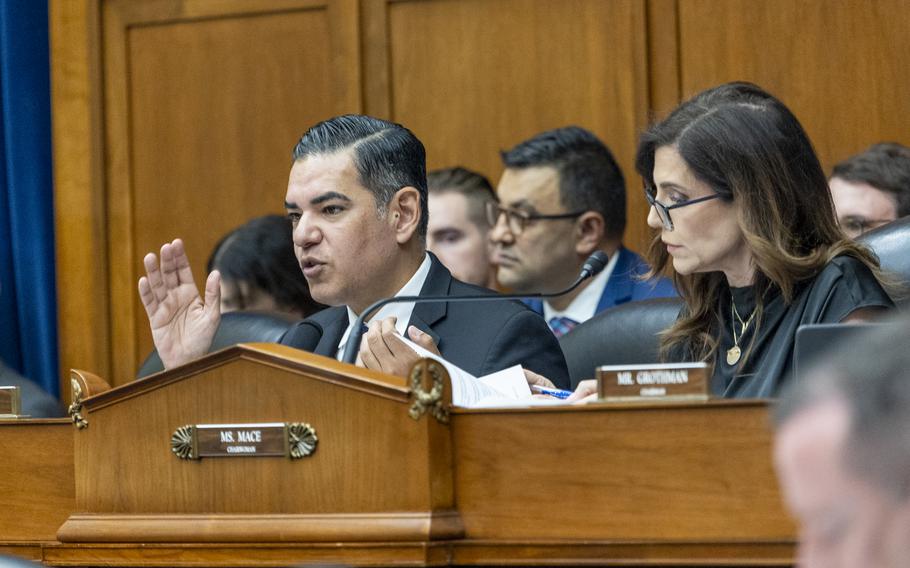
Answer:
[[490, 126, 676, 338], [139, 115, 569, 387]]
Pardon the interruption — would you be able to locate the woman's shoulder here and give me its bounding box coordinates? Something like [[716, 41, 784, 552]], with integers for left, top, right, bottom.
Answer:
[[819, 253, 877, 281], [804, 253, 894, 314]]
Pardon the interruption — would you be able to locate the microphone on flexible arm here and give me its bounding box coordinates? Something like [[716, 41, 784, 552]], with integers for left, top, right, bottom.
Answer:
[[341, 251, 610, 365]]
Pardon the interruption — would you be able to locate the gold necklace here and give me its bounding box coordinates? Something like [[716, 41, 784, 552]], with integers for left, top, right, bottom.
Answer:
[[726, 298, 756, 366]]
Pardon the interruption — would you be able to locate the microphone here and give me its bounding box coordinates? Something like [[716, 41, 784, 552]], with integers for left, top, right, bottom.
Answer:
[[341, 251, 609, 365]]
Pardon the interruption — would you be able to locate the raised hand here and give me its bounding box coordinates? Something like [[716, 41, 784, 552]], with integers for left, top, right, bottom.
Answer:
[[137, 238, 221, 369]]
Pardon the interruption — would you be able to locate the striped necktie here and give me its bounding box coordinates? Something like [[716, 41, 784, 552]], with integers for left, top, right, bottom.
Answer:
[[548, 316, 579, 338]]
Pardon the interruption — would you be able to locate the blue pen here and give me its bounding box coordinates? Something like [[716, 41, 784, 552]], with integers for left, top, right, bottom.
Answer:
[[530, 384, 573, 399]]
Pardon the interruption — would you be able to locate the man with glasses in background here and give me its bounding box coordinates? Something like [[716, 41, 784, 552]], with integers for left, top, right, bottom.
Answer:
[[490, 126, 675, 338], [828, 142, 910, 239]]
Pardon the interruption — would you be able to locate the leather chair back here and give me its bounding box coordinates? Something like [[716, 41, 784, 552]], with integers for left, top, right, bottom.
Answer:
[[558, 297, 683, 389], [858, 215, 910, 308], [136, 311, 299, 378]]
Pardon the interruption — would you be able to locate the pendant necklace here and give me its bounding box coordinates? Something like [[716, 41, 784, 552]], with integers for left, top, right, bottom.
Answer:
[[726, 298, 756, 366]]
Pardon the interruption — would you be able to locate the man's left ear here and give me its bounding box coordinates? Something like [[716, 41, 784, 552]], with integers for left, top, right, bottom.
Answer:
[[574, 212, 605, 255], [390, 187, 421, 244]]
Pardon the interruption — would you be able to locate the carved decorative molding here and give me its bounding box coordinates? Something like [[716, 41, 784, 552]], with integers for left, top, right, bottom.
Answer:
[[67, 375, 88, 429], [408, 359, 449, 424]]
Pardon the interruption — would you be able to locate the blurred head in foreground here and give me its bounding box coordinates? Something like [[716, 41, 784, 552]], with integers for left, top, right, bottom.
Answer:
[[774, 316, 910, 568]]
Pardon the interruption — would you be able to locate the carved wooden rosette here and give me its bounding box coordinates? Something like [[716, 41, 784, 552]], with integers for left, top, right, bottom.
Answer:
[[286, 422, 318, 459], [170, 425, 196, 459]]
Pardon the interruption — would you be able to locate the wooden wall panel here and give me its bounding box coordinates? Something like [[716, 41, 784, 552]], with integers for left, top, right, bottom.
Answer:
[[52, 0, 910, 392], [677, 0, 910, 171], [50, 0, 107, 402], [53, 0, 360, 389], [646, 0, 680, 118], [364, 0, 655, 254]]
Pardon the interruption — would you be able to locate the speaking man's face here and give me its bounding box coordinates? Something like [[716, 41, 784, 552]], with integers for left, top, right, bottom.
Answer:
[[285, 151, 401, 313], [774, 398, 910, 568]]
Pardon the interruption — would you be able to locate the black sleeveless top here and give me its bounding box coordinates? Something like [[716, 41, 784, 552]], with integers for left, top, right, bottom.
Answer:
[[688, 256, 893, 398]]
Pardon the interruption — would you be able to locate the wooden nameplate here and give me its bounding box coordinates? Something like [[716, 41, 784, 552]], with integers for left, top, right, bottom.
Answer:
[[0, 386, 21, 417], [597, 362, 709, 402]]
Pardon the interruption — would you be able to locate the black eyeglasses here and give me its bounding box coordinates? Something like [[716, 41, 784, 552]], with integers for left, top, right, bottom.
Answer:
[[839, 216, 894, 238], [485, 201, 585, 235], [644, 186, 722, 231]]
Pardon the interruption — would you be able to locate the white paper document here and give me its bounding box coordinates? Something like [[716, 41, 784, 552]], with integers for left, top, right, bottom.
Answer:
[[400, 335, 567, 408]]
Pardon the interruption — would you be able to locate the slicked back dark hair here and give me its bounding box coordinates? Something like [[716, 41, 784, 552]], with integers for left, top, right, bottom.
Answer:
[[292, 114, 429, 239], [831, 142, 910, 218], [500, 126, 626, 240], [427, 166, 498, 229]]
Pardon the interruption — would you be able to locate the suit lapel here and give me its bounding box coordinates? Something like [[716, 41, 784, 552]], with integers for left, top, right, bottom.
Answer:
[[312, 255, 450, 355], [408, 253, 450, 350], [312, 308, 349, 357], [596, 247, 635, 312]]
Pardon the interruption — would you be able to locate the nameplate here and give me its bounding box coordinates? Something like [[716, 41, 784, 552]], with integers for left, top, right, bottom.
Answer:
[[596, 363, 709, 401], [170, 422, 318, 460], [0, 386, 21, 417]]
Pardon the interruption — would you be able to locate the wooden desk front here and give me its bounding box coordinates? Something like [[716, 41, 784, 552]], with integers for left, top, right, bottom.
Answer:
[[0, 419, 74, 562], [0, 348, 794, 566], [452, 401, 794, 565]]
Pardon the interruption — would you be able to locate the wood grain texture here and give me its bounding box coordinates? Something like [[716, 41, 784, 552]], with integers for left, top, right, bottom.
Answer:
[[365, 0, 655, 254], [450, 540, 793, 565], [53, 0, 910, 393], [646, 0, 680, 117], [42, 539, 792, 566], [5, 353, 794, 565], [51, 1, 362, 389], [104, 0, 361, 384], [0, 420, 75, 543], [44, 542, 453, 567], [49, 0, 109, 401], [0, 544, 43, 563], [57, 512, 463, 543], [677, 0, 910, 171], [59, 347, 456, 546], [452, 401, 795, 542]]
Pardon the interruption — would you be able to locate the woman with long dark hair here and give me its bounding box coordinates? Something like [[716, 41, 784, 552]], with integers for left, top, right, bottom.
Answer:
[[530, 82, 894, 398], [637, 81, 893, 396]]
